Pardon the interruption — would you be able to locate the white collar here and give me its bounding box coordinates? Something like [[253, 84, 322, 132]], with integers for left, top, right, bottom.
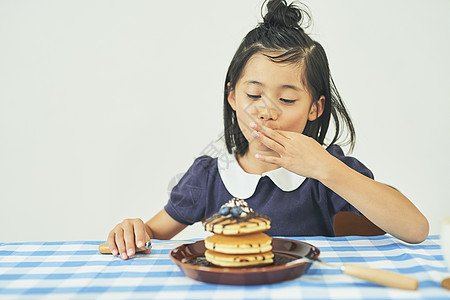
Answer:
[[218, 151, 306, 199]]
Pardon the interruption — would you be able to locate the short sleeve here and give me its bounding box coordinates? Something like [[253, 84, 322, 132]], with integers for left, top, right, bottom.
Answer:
[[164, 155, 214, 225], [325, 145, 374, 215]]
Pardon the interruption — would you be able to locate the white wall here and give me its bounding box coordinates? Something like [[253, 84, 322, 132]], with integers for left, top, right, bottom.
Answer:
[[1, 0, 449, 242]]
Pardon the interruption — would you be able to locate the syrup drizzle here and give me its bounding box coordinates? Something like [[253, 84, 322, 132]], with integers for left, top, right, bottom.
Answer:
[[211, 243, 266, 252], [204, 211, 271, 233]]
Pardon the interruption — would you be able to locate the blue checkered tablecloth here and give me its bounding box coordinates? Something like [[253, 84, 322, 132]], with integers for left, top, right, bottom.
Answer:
[[0, 235, 449, 299]]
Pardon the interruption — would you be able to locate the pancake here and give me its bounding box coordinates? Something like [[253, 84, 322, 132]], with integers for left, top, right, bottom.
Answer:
[[203, 197, 273, 267], [205, 249, 274, 267], [205, 232, 272, 254], [204, 214, 271, 235]]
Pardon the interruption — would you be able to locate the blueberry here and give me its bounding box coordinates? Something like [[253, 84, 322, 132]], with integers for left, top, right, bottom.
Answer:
[[219, 206, 230, 216], [231, 206, 243, 217]]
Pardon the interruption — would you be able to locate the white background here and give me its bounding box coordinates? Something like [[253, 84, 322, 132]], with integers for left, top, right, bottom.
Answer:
[[1, 0, 449, 242]]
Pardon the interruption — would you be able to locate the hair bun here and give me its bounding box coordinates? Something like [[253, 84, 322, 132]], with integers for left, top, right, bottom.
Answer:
[[262, 0, 306, 29]]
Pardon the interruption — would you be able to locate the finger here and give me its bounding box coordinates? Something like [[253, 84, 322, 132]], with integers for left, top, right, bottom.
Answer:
[[123, 221, 136, 258], [115, 229, 128, 260], [134, 222, 150, 250], [255, 153, 283, 166], [252, 131, 285, 154], [250, 121, 289, 142], [107, 231, 118, 256]]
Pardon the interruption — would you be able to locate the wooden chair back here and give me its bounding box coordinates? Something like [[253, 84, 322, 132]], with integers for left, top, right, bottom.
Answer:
[[334, 211, 385, 237]]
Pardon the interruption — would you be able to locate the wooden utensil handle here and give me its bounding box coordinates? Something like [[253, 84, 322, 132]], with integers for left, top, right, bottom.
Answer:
[[343, 264, 418, 290], [98, 242, 147, 254]]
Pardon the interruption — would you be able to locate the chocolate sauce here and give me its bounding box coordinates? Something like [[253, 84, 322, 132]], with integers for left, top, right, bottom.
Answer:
[[186, 254, 293, 268], [204, 211, 271, 233]]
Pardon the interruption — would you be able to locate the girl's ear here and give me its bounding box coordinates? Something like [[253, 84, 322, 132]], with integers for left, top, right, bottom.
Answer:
[[227, 82, 237, 111], [308, 95, 325, 121]]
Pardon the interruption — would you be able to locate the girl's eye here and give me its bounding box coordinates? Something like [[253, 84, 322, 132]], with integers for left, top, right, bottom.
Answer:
[[280, 98, 296, 104], [247, 94, 261, 99]]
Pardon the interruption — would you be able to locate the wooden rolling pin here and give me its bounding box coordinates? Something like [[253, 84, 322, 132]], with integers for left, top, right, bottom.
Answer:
[[287, 257, 418, 290], [98, 240, 196, 254], [98, 241, 152, 254], [341, 263, 418, 290]]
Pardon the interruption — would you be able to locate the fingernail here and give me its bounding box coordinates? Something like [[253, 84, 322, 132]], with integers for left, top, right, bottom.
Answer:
[[255, 154, 261, 159], [112, 249, 118, 256], [121, 253, 128, 260], [137, 241, 143, 248], [250, 122, 257, 129], [127, 249, 134, 256], [252, 131, 259, 138]]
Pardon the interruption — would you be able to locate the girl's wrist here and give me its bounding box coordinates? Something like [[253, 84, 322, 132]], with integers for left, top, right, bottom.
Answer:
[[144, 223, 154, 240], [314, 154, 343, 185]]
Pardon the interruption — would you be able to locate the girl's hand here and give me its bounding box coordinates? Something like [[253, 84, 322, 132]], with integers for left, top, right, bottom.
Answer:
[[250, 123, 430, 244], [107, 218, 152, 260], [250, 122, 333, 180]]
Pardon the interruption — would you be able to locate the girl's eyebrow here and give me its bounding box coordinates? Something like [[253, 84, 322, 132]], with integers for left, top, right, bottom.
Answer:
[[281, 84, 302, 92], [244, 80, 302, 92], [244, 80, 263, 86]]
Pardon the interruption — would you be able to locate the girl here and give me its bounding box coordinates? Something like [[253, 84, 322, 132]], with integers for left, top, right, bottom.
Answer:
[[107, 0, 428, 260]]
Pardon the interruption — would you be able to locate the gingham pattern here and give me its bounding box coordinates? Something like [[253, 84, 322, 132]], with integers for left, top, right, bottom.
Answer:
[[0, 235, 448, 299]]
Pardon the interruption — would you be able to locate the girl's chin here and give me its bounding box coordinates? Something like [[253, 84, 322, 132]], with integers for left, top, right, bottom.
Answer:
[[248, 139, 275, 153]]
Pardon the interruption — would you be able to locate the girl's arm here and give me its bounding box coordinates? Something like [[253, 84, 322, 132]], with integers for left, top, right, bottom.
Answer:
[[318, 155, 429, 244], [145, 209, 188, 240], [251, 123, 429, 244], [107, 209, 187, 260]]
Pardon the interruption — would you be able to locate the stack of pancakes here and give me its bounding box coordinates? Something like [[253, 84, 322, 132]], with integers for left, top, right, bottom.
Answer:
[[203, 198, 273, 267]]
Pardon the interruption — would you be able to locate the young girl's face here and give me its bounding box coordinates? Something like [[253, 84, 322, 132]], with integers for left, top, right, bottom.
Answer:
[[228, 52, 324, 154]]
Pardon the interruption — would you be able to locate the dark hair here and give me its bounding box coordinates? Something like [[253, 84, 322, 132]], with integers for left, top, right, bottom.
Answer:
[[223, 0, 355, 156]]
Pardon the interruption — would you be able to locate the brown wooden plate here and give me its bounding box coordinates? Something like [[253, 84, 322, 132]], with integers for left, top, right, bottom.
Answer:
[[169, 238, 320, 285]]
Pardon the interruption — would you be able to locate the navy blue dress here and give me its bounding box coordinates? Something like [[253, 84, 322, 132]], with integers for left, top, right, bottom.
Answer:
[[164, 145, 373, 237]]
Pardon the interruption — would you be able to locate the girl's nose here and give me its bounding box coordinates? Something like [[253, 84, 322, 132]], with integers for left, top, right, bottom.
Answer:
[[257, 104, 279, 120]]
